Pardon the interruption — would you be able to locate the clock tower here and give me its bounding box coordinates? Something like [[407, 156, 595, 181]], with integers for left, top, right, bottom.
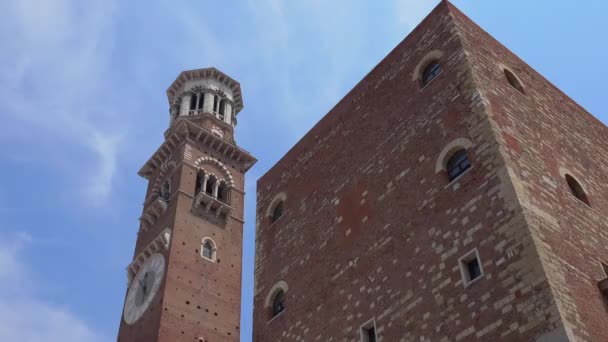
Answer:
[[117, 68, 256, 342]]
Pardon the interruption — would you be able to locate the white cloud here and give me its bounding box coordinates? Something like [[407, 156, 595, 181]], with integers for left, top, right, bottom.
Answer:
[[394, 0, 438, 29], [0, 0, 124, 206], [0, 232, 107, 342]]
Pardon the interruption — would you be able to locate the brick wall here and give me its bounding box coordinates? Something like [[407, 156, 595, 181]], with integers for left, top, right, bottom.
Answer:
[[252, 1, 606, 341], [447, 3, 608, 341]]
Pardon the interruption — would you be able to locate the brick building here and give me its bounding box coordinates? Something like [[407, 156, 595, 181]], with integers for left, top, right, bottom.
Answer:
[[116, 68, 256, 341], [253, 1, 608, 341]]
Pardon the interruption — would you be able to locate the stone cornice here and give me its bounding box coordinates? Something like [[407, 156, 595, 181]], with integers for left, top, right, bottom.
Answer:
[[166, 67, 243, 115], [138, 120, 257, 179]]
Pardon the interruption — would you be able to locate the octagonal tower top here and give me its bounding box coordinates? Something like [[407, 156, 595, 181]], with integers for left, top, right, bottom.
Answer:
[[166, 68, 244, 129]]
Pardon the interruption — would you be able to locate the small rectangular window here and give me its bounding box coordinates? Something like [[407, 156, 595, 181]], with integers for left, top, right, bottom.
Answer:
[[602, 262, 608, 277], [459, 248, 484, 287], [360, 319, 377, 342]]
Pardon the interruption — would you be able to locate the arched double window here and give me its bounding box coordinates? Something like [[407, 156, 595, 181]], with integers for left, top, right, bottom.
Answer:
[[201, 238, 217, 261], [446, 149, 471, 182], [189, 93, 206, 114]]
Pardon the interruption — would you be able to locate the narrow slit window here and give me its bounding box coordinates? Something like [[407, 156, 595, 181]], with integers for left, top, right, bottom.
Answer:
[[565, 174, 590, 206], [422, 61, 442, 86], [213, 95, 219, 113], [446, 149, 471, 182]]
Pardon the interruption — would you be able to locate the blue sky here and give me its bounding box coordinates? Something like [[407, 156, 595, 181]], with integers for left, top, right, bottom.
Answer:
[[0, 0, 606, 341]]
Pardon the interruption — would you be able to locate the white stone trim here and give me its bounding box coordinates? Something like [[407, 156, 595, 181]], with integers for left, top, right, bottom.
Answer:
[[413, 50, 444, 81], [435, 137, 474, 173], [264, 280, 288, 308], [266, 192, 287, 218], [458, 248, 484, 288], [194, 156, 234, 187], [200, 237, 218, 262]]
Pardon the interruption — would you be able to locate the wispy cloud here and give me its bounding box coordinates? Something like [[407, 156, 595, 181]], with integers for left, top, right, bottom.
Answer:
[[0, 232, 107, 342], [0, 0, 124, 206]]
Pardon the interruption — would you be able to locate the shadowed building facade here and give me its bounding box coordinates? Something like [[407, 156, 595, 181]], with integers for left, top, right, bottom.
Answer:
[[253, 1, 608, 341]]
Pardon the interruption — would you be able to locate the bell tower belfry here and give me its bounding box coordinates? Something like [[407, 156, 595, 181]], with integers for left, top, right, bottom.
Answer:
[[117, 68, 256, 342]]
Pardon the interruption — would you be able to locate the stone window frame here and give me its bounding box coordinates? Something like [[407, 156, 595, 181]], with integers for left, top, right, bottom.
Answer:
[[264, 280, 288, 323], [558, 167, 592, 208], [458, 248, 484, 288], [200, 237, 217, 262], [500, 64, 526, 95], [435, 137, 474, 185], [266, 192, 287, 226], [413, 50, 444, 89], [359, 318, 378, 342]]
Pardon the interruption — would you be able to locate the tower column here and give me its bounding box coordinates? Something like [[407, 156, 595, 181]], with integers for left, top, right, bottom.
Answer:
[[225, 103, 233, 125], [201, 174, 209, 194], [180, 94, 191, 117], [203, 93, 215, 113], [212, 182, 219, 198]]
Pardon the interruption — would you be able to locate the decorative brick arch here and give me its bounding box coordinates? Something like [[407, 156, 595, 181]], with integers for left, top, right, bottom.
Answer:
[[413, 50, 444, 82], [264, 280, 288, 309], [193, 156, 234, 187], [435, 138, 473, 173]]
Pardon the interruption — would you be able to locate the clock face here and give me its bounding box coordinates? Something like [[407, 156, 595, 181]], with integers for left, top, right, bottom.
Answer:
[[123, 253, 165, 325]]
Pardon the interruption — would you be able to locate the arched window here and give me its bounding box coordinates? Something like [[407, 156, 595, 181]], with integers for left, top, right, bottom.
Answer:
[[218, 100, 226, 120], [504, 69, 525, 94], [272, 290, 285, 317], [422, 61, 442, 86], [446, 149, 471, 182], [565, 174, 590, 206], [217, 182, 229, 204], [213, 95, 219, 113], [195, 171, 205, 195], [189, 95, 197, 111], [205, 176, 217, 196], [197, 93, 205, 110], [201, 239, 217, 261], [271, 201, 284, 224]]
